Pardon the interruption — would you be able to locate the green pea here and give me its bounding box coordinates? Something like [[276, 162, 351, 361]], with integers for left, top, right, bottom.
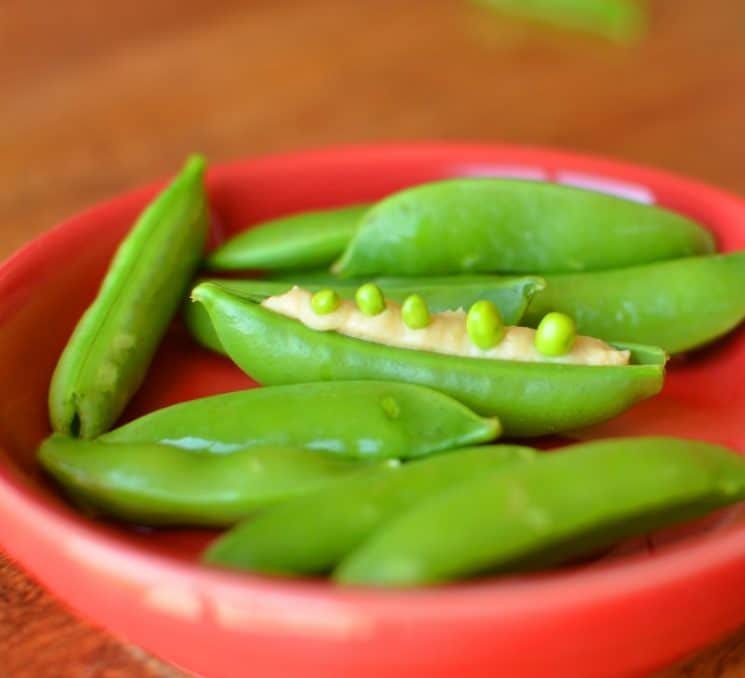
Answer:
[[310, 289, 340, 315], [467, 300, 505, 350], [355, 283, 386, 316], [402, 294, 430, 329], [535, 312, 576, 356]]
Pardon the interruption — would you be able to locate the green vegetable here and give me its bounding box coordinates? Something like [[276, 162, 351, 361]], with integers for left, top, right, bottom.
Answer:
[[204, 445, 536, 575], [335, 437, 745, 586], [49, 156, 209, 438], [191, 283, 666, 437], [311, 289, 340, 315], [184, 275, 543, 354], [205, 204, 368, 271], [466, 300, 505, 349], [39, 434, 372, 527], [524, 252, 745, 354], [333, 179, 714, 277], [355, 283, 386, 316], [401, 294, 430, 329], [101, 381, 500, 459], [472, 0, 646, 43], [534, 312, 577, 356]]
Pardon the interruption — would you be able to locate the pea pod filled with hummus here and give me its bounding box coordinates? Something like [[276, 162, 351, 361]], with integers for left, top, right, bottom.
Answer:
[[191, 282, 666, 437], [183, 274, 544, 354]]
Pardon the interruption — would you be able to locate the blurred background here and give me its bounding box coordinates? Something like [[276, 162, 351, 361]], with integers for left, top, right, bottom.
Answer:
[[2, 0, 745, 675], [3, 0, 744, 258]]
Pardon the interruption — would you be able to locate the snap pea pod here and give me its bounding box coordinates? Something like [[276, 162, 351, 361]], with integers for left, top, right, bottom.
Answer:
[[183, 275, 544, 353], [206, 204, 368, 271], [39, 434, 374, 527], [191, 283, 666, 437], [204, 445, 536, 575], [524, 252, 745, 354], [333, 179, 715, 277], [49, 156, 209, 439], [101, 381, 500, 458], [472, 0, 646, 43], [335, 437, 745, 586]]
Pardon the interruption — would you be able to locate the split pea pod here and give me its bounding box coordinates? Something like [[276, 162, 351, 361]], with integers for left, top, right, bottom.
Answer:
[[48, 156, 209, 438], [190, 283, 666, 437], [206, 204, 368, 271], [524, 252, 745, 354], [204, 445, 536, 575], [39, 434, 373, 527], [183, 275, 544, 353], [102, 381, 500, 458], [335, 437, 745, 587], [333, 179, 715, 277]]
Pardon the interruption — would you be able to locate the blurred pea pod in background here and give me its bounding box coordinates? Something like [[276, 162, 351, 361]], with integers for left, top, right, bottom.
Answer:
[[470, 0, 648, 43]]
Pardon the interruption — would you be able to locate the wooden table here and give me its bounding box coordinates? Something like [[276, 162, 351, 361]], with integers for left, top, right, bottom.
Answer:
[[2, 0, 745, 675]]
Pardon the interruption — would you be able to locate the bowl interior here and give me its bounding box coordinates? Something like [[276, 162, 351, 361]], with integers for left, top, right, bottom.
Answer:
[[2, 143, 745, 574]]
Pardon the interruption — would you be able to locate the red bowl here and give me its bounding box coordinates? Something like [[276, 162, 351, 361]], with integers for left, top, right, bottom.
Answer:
[[1, 143, 745, 678]]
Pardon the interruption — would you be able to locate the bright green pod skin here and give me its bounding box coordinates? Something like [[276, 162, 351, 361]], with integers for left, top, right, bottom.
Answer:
[[39, 434, 373, 527], [191, 283, 666, 438], [101, 381, 500, 458], [335, 437, 745, 587], [471, 0, 646, 43], [204, 445, 536, 575], [524, 252, 745, 354], [333, 179, 715, 277], [205, 204, 368, 271], [49, 156, 210, 439], [183, 275, 545, 354]]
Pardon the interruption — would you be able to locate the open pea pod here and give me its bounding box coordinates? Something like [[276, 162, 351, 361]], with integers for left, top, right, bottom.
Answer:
[[102, 381, 500, 459], [333, 179, 715, 277], [183, 274, 544, 354], [335, 437, 745, 586], [205, 204, 369, 272], [524, 252, 745, 354], [204, 445, 536, 575], [191, 283, 666, 438], [39, 434, 374, 527]]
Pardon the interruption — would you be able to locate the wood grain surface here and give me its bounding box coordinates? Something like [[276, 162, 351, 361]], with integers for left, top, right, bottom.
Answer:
[[2, 0, 745, 675]]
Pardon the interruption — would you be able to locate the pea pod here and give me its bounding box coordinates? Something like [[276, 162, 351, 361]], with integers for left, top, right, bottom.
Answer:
[[39, 434, 374, 527], [335, 437, 745, 586], [472, 0, 645, 43], [206, 204, 368, 271], [333, 179, 715, 277], [191, 283, 666, 437], [49, 156, 209, 438], [183, 275, 544, 353], [204, 445, 536, 575], [102, 381, 500, 458], [524, 252, 745, 354]]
